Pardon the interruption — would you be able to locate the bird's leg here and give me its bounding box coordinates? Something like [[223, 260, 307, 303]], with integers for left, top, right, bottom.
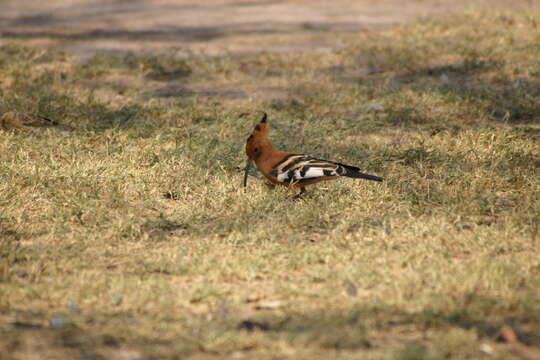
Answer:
[[287, 186, 305, 201]]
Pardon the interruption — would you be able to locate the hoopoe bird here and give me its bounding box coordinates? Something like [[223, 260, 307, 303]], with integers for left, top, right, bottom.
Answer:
[[244, 113, 383, 199]]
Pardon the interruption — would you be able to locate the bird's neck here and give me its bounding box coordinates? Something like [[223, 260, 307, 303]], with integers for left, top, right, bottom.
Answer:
[[255, 138, 277, 162]]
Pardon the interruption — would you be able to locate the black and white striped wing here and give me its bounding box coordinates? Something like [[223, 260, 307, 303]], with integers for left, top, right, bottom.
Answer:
[[271, 154, 345, 184]]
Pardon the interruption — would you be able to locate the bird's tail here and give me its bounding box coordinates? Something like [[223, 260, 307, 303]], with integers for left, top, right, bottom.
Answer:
[[341, 165, 383, 182]]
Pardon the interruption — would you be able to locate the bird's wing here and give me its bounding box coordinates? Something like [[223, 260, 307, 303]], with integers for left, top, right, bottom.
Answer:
[[271, 154, 344, 184]]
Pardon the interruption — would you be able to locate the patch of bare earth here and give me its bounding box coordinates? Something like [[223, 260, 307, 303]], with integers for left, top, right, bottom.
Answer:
[[1, 0, 537, 103], [1, 0, 537, 60]]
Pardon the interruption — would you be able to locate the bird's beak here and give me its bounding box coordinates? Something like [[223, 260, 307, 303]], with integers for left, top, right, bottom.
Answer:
[[243, 158, 253, 188]]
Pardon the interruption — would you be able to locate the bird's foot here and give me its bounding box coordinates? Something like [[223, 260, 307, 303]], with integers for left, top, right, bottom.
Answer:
[[286, 193, 303, 202], [286, 187, 305, 201]]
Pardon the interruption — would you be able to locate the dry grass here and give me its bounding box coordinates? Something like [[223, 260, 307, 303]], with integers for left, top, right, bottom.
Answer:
[[1, 8, 539, 360]]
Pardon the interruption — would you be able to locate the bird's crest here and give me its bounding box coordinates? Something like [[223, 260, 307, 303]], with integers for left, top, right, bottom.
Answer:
[[245, 112, 270, 160], [251, 112, 268, 137]]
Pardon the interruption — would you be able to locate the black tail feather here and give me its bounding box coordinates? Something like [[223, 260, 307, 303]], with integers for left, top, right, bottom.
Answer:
[[344, 168, 383, 182]]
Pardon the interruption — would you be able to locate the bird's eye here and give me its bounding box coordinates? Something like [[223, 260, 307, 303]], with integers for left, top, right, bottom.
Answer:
[[254, 147, 259, 152]]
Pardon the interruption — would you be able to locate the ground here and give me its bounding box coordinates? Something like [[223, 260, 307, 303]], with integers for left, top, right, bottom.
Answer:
[[1, 0, 536, 59], [0, 1, 539, 360]]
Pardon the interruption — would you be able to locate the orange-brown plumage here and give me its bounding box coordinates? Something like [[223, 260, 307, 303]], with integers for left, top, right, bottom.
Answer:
[[244, 113, 383, 199]]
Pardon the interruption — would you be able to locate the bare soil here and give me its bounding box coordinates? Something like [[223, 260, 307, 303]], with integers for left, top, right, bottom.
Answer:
[[1, 0, 536, 60]]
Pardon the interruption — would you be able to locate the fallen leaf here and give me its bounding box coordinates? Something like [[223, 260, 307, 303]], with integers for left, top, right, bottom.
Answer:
[[1, 111, 73, 132], [1, 111, 58, 129], [254, 300, 283, 310], [245, 294, 264, 303], [479, 343, 494, 355], [501, 325, 540, 360]]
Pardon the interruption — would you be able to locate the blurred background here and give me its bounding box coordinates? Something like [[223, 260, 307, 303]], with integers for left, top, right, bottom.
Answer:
[[1, 0, 534, 61]]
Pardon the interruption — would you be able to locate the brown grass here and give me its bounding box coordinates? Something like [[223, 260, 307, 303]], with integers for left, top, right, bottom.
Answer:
[[0, 7, 539, 360]]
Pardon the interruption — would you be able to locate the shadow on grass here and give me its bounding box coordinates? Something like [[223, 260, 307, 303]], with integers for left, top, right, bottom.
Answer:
[[237, 301, 540, 351], [379, 58, 540, 128], [5, 299, 540, 357], [2, 12, 362, 43], [0, 85, 153, 133]]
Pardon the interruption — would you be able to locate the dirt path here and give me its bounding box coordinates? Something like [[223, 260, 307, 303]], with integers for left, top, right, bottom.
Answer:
[[1, 0, 535, 60]]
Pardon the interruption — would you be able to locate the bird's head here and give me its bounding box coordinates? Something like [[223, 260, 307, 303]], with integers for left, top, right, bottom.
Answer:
[[244, 112, 270, 187], [245, 112, 269, 160]]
